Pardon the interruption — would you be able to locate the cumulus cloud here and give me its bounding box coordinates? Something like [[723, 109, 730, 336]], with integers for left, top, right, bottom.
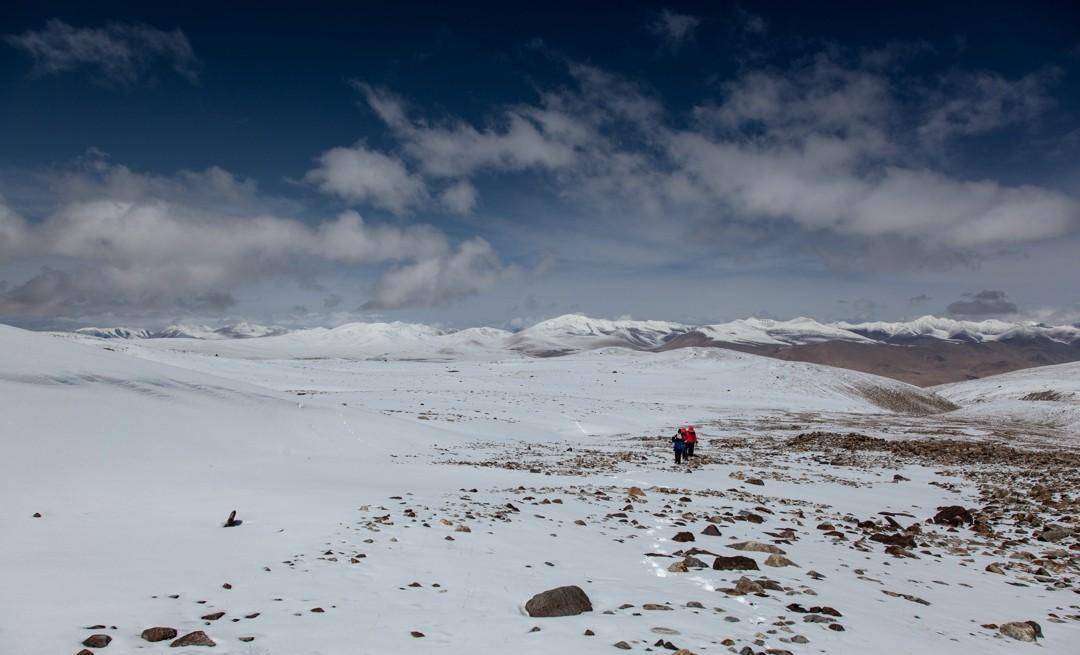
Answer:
[[946, 290, 1019, 316], [648, 9, 702, 49], [303, 143, 427, 214], [5, 19, 200, 84], [365, 237, 516, 309]]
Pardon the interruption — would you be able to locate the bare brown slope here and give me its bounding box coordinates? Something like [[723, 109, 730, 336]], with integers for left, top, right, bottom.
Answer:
[[659, 334, 1080, 386]]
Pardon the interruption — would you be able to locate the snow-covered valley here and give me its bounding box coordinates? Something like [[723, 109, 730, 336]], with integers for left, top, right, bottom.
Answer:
[[2, 325, 1078, 654]]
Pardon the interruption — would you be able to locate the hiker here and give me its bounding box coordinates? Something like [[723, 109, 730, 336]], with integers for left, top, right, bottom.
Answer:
[[672, 428, 686, 464], [684, 425, 698, 457]]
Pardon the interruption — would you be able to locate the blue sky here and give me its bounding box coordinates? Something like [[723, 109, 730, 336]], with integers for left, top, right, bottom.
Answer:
[[1, 1, 1079, 329]]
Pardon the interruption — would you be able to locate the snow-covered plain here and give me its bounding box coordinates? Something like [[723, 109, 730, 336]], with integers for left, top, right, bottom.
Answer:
[[3, 324, 1077, 654]]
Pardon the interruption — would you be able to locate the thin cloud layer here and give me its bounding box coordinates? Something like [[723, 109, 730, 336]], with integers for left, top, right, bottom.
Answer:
[[5, 19, 200, 84]]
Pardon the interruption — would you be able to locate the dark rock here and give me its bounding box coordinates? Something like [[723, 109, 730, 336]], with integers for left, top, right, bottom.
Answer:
[[525, 585, 593, 617], [82, 635, 111, 648], [223, 510, 242, 528], [870, 532, 915, 548], [614, 641, 631, 650], [701, 524, 722, 537], [713, 555, 759, 571], [141, 627, 178, 642], [411, 631, 425, 638], [932, 506, 973, 527], [672, 531, 695, 542], [170, 631, 216, 647], [201, 612, 225, 621]]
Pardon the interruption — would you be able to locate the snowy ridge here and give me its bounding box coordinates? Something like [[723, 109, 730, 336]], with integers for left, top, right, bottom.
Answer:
[[62, 313, 1080, 361], [934, 360, 1080, 435], [840, 315, 1080, 344], [75, 326, 153, 339]]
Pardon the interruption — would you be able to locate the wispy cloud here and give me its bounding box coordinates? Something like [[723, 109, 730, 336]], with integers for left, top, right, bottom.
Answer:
[[5, 19, 200, 85], [648, 9, 702, 51]]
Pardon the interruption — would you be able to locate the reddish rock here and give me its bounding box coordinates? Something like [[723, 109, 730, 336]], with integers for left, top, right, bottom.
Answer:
[[82, 634, 111, 648], [170, 631, 216, 647], [141, 627, 178, 642]]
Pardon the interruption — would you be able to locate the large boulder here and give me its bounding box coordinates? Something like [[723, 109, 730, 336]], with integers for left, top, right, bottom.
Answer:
[[525, 585, 593, 617], [713, 555, 759, 571]]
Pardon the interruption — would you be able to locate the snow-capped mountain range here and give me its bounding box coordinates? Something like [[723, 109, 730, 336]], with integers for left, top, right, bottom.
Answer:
[[71, 314, 1080, 350]]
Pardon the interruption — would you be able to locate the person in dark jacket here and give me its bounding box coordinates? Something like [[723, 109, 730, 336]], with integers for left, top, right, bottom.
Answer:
[[684, 425, 698, 457], [672, 428, 686, 464]]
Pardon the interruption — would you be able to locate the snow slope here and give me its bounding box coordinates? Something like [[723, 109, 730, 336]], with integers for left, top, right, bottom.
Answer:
[[4, 324, 1076, 655], [935, 360, 1080, 435]]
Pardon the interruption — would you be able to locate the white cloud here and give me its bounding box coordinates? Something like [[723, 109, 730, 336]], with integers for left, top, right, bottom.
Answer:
[[366, 237, 516, 309], [439, 180, 478, 214], [303, 143, 427, 214], [5, 19, 200, 84], [355, 82, 580, 178], [0, 163, 514, 318]]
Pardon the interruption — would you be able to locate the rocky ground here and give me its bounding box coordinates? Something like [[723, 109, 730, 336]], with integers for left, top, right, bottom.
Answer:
[[65, 427, 1077, 654]]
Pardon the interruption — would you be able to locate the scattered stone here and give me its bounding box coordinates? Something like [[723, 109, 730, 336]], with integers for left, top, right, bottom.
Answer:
[[628, 486, 646, 498], [82, 635, 111, 648], [672, 531, 695, 542], [614, 641, 632, 649], [714, 555, 759, 571], [701, 524, 722, 537], [735, 576, 764, 594], [999, 621, 1043, 642], [882, 590, 930, 606], [746, 478, 765, 486], [170, 631, 216, 647], [141, 627, 178, 642], [728, 541, 785, 554], [411, 631, 425, 638], [200, 612, 225, 621], [223, 510, 242, 528], [764, 554, 798, 567], [643, 603, 673, 610], [931, 506, 973, 527], [525, 585, 593, 617], [870, 532, 916, 548]]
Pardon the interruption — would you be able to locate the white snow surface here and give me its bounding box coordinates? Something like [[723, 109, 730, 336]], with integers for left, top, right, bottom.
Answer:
[[3, 324, 1078, 654]]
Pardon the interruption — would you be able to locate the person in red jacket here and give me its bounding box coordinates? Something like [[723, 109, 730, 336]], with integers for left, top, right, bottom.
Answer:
[[684, 425, 698, 458]]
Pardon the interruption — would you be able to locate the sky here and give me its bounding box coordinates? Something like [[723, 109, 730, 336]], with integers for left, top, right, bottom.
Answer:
[[1, 1, 1079, 330]]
